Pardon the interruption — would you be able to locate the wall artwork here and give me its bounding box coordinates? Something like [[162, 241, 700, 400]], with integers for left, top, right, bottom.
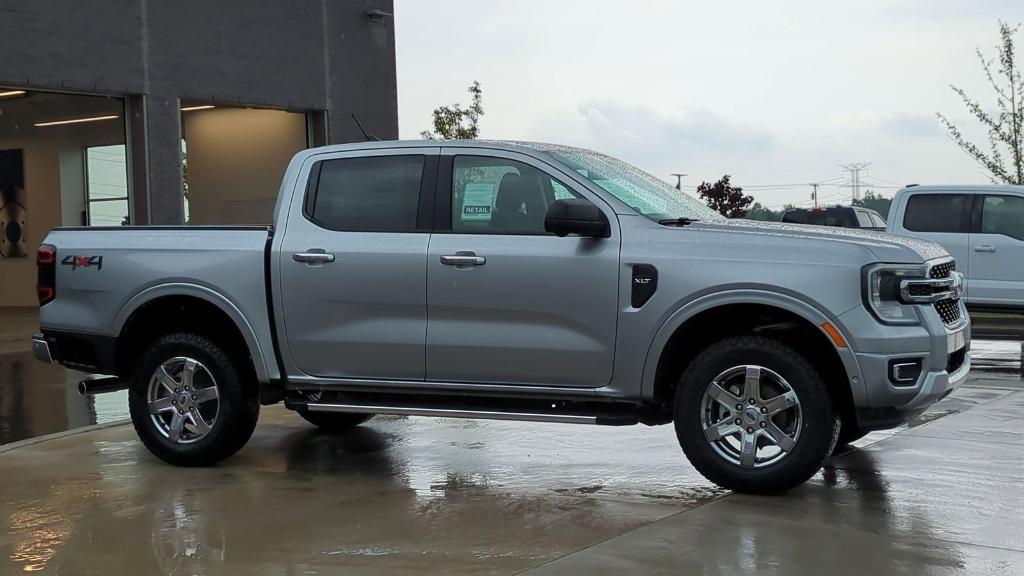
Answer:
[[0, 149, 28, 258]]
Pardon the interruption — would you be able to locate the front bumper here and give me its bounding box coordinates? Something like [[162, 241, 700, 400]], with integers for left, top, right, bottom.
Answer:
[[839, 300, 971, 427]]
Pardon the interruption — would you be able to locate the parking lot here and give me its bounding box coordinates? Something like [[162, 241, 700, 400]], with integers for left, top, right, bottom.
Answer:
[[1, 334, 1022, 574]]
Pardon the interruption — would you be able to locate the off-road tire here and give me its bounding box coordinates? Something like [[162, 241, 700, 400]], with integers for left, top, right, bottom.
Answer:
[[674, 335, 840, 494], [129, 332, 259, 466]]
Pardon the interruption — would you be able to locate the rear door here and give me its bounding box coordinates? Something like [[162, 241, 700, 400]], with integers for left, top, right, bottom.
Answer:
[[968, 193, 1024, 307], [898, 192, 972, 296], [425, 148, 621, 387], [278, 147, 438, 379]]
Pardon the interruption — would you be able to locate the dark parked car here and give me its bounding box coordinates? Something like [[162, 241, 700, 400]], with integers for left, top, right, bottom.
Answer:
[[780, 206, 887, 231]]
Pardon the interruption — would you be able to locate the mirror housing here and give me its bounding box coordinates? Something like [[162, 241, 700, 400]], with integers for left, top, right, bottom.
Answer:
[[544, 199, 610, 238]]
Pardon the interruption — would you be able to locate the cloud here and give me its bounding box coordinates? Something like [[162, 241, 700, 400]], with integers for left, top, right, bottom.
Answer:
[[525, 100, 776, 180], [880, 111, 944, 138], [575, 100, 774, 152]]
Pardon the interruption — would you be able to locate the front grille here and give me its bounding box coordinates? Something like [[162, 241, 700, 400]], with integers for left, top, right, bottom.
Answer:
[[929, 261, 955, 279], [928, 260, 962, 325]]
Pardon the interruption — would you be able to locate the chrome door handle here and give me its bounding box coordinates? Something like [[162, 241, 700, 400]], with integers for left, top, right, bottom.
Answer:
[[974, 245, 996, 253], [293, 251, 335, 263], [440, 253, 486, 266]]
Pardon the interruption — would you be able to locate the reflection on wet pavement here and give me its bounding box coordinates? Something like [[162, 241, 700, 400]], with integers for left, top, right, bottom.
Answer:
[[0, 350, 126, 445], [0, 407, 725, 574], [523, 391, 1024, 575]]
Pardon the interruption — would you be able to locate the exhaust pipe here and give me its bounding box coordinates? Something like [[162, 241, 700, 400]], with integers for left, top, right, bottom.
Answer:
[[78, 375, 129, 396]]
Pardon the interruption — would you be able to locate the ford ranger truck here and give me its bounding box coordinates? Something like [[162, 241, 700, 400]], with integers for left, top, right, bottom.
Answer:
[[31, 141, 971, 494]]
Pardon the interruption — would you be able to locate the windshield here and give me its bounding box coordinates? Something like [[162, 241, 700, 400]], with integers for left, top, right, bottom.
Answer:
[[528, 144, 725, 223]]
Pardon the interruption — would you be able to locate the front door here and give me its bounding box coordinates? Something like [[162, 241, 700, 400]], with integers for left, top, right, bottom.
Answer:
[[969, 193, 1024, 307], [279, 148, 438, 379], [426, 149, 620, 387]]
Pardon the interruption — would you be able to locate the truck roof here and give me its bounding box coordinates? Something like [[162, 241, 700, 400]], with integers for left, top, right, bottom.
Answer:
[[895, 184, 1024, 194], [293, 139, 591, 164]]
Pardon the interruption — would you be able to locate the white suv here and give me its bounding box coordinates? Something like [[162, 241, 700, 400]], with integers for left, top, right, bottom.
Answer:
[[888, 185, 1024, 311]]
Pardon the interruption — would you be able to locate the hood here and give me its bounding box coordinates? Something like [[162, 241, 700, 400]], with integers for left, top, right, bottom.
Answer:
[[700, 219, 950, 263]]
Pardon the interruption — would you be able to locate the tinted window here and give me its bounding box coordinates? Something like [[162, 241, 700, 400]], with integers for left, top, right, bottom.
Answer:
[[980, 195, 1024, 240], [903, 194, 967, 233], [855, 211, 873, 227], [310, 155, 424, 231], [451, 156, 580, 234], [784, 208, 854, 227]]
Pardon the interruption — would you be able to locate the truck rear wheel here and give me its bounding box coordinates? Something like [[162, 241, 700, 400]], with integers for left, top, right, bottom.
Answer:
[[674, 335, 840, 494], [128, 332, 259, 466]]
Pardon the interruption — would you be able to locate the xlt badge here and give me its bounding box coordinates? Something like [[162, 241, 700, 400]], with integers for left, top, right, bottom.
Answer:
[[631, 264, 658, 308]]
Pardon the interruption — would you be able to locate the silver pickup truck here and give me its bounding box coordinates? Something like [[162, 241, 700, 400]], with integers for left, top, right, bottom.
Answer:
[[32, 140, 970, 494]]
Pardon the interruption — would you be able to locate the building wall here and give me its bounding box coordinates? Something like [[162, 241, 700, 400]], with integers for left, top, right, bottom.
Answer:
[[183, 108, 307, 225], [0, 0, 398, 223]]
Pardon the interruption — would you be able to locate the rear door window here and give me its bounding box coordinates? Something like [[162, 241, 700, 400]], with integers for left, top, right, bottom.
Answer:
[[869, 213, 887, 228], [308, 155, 425, 232], [903, 194, 968, 233], [855, 211, 873, 227], [980, 195, 1024, 240]]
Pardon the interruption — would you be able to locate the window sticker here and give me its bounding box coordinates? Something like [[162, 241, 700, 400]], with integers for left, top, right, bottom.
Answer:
[[461, 182, 496, 221]]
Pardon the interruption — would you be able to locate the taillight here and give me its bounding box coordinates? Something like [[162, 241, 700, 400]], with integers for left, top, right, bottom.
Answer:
[[37, 244, 56, 306]]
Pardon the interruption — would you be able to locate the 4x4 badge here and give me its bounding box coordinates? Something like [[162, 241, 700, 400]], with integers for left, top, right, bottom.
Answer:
[[61, 255, 103, 271]]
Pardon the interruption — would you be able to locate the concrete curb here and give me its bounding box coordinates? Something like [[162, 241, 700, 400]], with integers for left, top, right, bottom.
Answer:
[[0, 419, 131, 454]]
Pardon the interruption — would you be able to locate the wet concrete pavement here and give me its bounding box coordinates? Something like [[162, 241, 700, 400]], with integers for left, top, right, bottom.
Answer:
[[2, 327, 1024, 573], [0, 381, 1022, 573], [524, 390, 1024, 575]]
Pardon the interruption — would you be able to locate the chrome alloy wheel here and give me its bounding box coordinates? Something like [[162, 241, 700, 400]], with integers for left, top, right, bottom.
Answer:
[[700, 365, 802, 468], [147, 357, 220, 444]]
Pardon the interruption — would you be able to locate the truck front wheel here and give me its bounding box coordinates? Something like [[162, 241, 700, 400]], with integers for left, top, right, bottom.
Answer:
[[674, 335, 840, 494], [128, 332, 259, 466]]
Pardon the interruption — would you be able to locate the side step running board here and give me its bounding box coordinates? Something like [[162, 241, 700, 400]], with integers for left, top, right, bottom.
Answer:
[[306, 402, 600, 424]]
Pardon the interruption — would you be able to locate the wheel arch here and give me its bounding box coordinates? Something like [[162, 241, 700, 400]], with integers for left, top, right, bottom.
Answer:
[[114, 284, 270, 384], [642, 290, 863, 428]]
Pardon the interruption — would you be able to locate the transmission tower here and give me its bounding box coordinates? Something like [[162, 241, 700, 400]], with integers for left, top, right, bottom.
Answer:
[[839, 162, 871, 202], [671, 173, 688, 190]]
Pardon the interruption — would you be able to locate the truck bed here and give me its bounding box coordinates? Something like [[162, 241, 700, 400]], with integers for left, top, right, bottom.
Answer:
[[37, 226, 277, 379]]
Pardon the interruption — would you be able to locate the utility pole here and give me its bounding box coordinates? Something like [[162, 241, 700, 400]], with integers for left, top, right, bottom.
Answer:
[[810, 183, 819, 208], [671, 173, 688, 190], [839, 162, 871, 202]]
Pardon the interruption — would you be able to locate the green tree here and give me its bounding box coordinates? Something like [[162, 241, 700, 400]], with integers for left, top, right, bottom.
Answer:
[[696, 175, 753, 218], [852, 190, 893, 219], [421, 81, 484, 140], [745, 202, 782, 221], [937, 21, 1024, 184]]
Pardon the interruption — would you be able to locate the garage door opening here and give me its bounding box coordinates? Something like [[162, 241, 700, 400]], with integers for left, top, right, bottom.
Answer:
[[180, 102, 309, 225]]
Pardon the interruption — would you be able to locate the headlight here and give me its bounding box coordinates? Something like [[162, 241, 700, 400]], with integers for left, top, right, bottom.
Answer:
[[863, 263, 927, 325]]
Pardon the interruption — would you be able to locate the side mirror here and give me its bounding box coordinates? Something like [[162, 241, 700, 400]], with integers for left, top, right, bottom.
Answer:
[[544, 199, 610, 238]]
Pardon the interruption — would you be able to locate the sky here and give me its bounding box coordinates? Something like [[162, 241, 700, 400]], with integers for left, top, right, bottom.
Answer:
[[394, 0, 1023, 210]]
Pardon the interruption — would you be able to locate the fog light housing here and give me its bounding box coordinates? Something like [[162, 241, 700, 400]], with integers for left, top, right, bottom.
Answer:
[[888, 358, 923, 387]]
